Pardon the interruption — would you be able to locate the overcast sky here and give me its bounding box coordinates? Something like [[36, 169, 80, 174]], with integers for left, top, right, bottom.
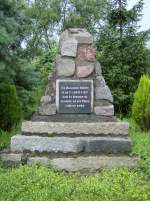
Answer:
[[128, 0, 150, 31]]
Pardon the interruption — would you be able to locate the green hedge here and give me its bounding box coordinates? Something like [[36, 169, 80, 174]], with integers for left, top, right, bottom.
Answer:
[[0, 83, 21, 131], [132, 75, 150, 131]]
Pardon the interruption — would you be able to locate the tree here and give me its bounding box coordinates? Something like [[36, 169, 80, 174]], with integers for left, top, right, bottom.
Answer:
[[62, 0, 109, 35], [96, 0, 150, 115], [24, 0, 61, 56], [24, 0, 109, 54], [0, 0, 39, 117], [0, 0, 25, 83]]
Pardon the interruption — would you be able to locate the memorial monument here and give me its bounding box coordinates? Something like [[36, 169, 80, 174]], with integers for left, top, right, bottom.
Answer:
[[0, 29, 138, 172]]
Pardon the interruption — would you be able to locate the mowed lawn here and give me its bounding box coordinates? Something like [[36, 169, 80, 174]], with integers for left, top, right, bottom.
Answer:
[[0, 120, 150, 201]]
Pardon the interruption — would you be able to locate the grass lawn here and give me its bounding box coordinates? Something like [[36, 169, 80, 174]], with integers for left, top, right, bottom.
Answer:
[[0, 119, 150, 201]]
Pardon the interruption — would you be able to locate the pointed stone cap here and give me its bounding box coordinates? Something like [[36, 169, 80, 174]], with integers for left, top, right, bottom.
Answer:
[[60, 28, 93, 45]]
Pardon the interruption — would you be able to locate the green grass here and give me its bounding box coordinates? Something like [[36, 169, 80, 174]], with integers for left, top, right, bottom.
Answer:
[[0, 165, 150, 201], [0, 125, 21, 151], [129, 119, 150, 178], [0, 119, 150, 201]]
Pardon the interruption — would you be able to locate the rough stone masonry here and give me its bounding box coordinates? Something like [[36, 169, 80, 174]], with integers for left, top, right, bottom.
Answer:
[[39, 28, 114, 116], [0, 28, 139, 172]]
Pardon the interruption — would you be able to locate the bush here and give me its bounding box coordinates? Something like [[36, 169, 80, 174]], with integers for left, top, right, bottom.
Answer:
[[0, 84, 22, 131], [132, 75, 150, 131], [15, 61, 40, 119]]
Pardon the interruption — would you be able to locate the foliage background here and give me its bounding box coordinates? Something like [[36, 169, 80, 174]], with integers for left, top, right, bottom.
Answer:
[[0, 1, 150, 199], [0, 0, 150, 120]]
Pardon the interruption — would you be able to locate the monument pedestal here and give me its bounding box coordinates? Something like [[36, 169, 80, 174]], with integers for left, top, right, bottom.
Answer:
[[0, 29, 139, 172], [0, 118, 139, 171]]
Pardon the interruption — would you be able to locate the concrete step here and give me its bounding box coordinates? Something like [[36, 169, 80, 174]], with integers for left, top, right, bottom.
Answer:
[[0, 153, 22, 166], [22, 121, 129, 136], [27, 156, 139, 172], [11, 135, 132, 154], [0, 153, 139, 172]]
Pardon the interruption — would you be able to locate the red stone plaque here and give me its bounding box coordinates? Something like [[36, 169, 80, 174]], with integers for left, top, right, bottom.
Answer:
[[78, 47, 95, 62]]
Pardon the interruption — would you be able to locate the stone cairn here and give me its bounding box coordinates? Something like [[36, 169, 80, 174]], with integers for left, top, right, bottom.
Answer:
[[0, 29, 138, 172]]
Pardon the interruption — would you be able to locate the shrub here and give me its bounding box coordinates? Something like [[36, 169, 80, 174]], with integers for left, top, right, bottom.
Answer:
[[0, 84, 22, 131], [132, 75, 150, 131]]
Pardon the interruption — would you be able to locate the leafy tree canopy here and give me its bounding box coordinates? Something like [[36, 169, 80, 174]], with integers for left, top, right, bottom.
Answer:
[[97, 0, 150, 115], [0, 0, 39, 117]]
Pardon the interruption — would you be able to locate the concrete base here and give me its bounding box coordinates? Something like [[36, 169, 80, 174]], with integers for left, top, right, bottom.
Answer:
[[0, 153, 139, 172], [22, 121, 129, 136], [1, 119, 136, 173], [0, 153, 22, 166], [11, 135, 132, 154], [28, 156, 139, 172]]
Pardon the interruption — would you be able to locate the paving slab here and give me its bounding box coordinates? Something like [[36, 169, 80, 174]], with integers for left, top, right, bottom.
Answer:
[[22, 121, 129, 135], [11, 135, 131, 154], [0, 153, 22, 165], [27, 156, 139, 172]]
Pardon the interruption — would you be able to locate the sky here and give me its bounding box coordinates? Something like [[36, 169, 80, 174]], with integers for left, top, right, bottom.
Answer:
[[128, 0, 150, 31]]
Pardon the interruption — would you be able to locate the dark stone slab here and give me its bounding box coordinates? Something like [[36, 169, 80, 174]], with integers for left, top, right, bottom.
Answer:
[[56, 80, 93, 113], [32, 113, 118, 122], [11, 135, 131, 154], [84, 137, 132, 153]]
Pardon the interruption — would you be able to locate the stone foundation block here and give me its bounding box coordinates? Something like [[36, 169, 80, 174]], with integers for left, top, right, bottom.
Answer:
[[40, 96, 52, 106], [0, 153, 22, 164], [56, 57, 75, 76], [76, 63, 94, 77], [11, 135, 84, 153], [51, 156, 139, 171], [27, 156, 139, 172], [39, 104, 56, 116], [84, 137, 131, 153], [95, 62, 102, 75], [95, 85, 113, 102], [11, 136, 131, 154], [69, 28, 93, 44], [95, 76, 106, 87], [59, 30, 69, 44], [22, 121, 129, 135], [94, 105, 114, 116], [61, 38, 77, 57], [28, 157, 51, 167]]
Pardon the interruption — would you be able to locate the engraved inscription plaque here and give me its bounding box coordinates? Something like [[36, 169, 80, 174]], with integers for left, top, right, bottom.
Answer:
[[56, 80, 93, 113]]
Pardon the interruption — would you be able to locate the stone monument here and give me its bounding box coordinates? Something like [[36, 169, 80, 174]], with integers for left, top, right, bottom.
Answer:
[[0, 29, 138, 172]]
